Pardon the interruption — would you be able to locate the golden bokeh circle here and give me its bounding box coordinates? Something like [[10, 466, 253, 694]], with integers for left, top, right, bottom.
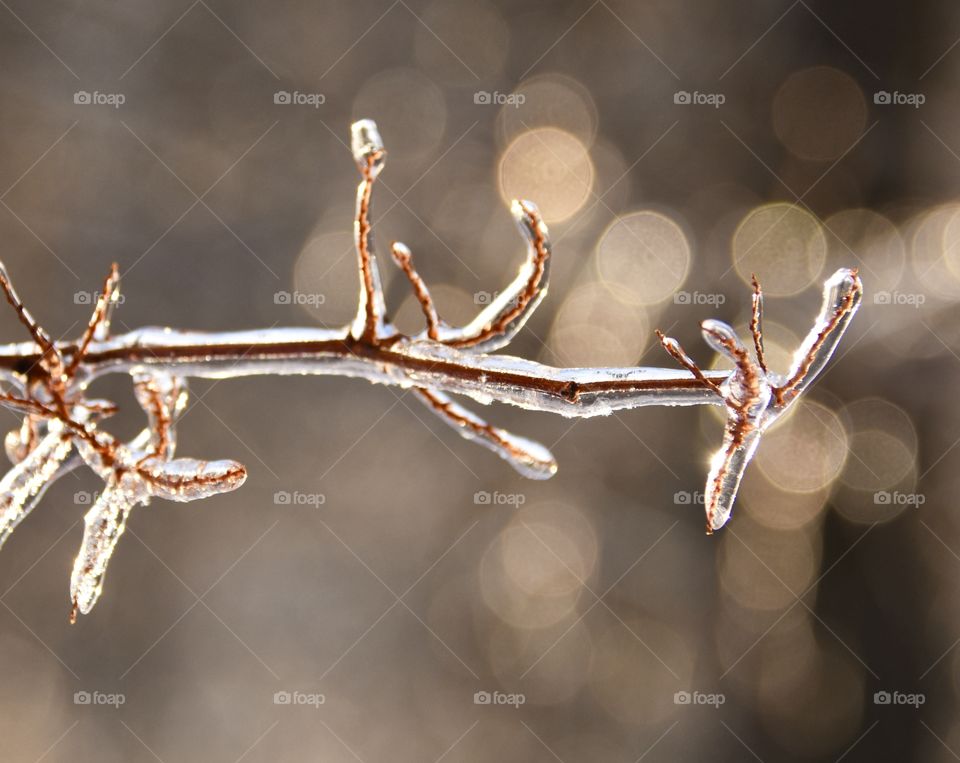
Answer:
[[499, 128, 594, 222], [733, 203, 827, 296], [479, 502, 597, 630], [497, 73, 598, 147], [756, 400, 848, 493], [294, 229, 362, 324], [595, 211, 691, 305], [547, 280, 649, 366]]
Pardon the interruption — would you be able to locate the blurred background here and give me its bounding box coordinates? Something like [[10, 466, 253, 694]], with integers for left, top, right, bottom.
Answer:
[[0, 0, 957, 760]]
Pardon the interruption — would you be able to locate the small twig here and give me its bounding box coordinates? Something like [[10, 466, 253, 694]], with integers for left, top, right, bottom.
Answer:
[[442, 200, 551, 351], [656, 330, 723, 396], [351, 120, 388, 345], [750, 274, 768, 374], [0, 262, 64, 392], [774, 268, 861, 406], [65, 262, 119, 379], [390, 242, 440, 340]]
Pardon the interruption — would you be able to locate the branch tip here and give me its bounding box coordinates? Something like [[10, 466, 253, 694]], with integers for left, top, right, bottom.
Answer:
[[390, 242, 440, 340], [351, 119, 385, 178], [749, 274, 768, 373], [657, 329, 722, 395]]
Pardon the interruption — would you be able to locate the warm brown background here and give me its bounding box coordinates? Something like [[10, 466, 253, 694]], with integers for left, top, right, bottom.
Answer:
[[0, 1, 957, 761]]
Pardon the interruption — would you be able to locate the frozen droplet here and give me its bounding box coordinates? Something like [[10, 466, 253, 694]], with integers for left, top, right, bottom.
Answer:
[[351, 119, 385, 177], [701, 319, 747, 363]]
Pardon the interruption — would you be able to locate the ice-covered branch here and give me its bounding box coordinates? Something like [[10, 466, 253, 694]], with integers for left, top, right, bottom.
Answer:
[[0, 119, 863, 618]]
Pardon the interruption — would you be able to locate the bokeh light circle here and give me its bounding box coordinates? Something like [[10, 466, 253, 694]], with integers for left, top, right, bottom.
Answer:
[[497, 73, 598, 147], [547, 281, 648, 366], [772, 67, 867, 161], [595, 211, 691, 305], [499, 128, 594, 222], [756, 400, 848, 493], [479, 503, 597, 630], [733, 203, 827, 296], [294, 230, 362, 324], [824, 208, 905, 294]]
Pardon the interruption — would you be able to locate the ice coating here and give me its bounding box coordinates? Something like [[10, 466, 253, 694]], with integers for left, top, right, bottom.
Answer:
[[68, 263, 120, 379], [437, 200, 551, 352], [59, 369, 246, 618], [351, 119, 385, 177], [138, 457, 247, 501], [701, 319, 748, 362], [70, 476, 146, 619], [5, 415, 40, 464], [703, 376, 771, 533], [350, 120, 389, 343], [0, 261, 63, 379], [390, 242, 440, 339], [132, 372, 188, 458], [92, 268, 121, 342], [687, 269, 862, 532], [414, 388, 557, 479], [704, 421, 765, 532], [0, 121, 867, 621], [68, 442, 246, 617], [0, 422, 72, 550], [777, 268, 863, 406]]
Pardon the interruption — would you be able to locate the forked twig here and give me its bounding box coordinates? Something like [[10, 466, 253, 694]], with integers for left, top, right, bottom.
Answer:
[[0, 119, 863, 618]]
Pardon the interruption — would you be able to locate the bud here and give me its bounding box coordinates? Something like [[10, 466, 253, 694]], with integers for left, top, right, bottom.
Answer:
[[350, 119, 385, 178]]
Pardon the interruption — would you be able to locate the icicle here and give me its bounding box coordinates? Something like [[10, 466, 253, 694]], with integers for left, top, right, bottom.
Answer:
[[70, 476, 147, 621], [0, 421, 72, 549]]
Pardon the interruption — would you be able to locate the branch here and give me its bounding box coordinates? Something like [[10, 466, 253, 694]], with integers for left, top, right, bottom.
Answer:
[[0, 119, 864, 619]]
